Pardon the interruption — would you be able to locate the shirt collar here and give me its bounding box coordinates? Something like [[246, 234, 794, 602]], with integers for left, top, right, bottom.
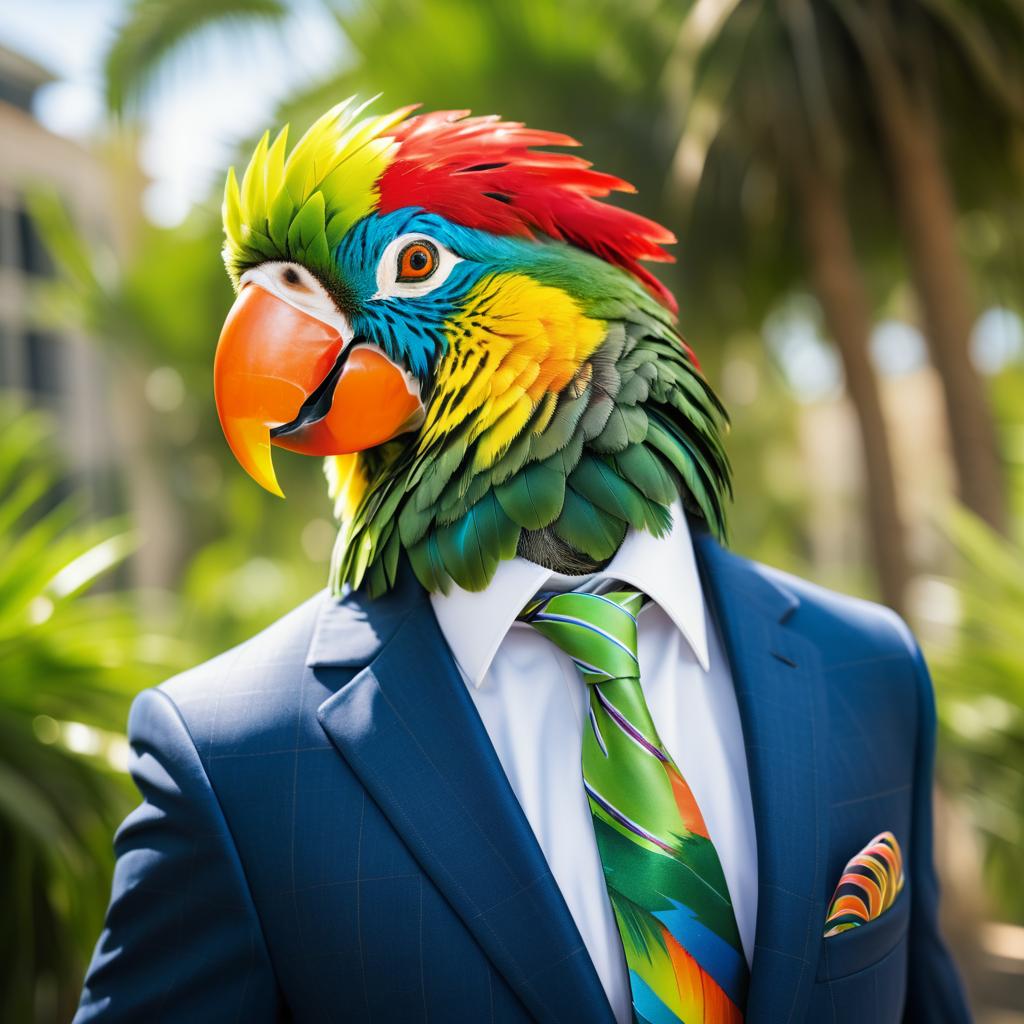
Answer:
[[429, 502, 710, 687]]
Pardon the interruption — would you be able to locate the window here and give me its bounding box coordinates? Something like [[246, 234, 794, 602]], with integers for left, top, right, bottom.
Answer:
[[0, 206, 15, 268], [24, 329, 61, 395], [16, 204, 54, 277]]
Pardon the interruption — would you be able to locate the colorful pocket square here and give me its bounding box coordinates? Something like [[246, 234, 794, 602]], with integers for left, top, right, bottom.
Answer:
[[824, 831, 905, 937]]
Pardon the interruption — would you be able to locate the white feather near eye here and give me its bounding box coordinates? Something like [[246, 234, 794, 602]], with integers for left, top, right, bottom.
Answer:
[[373, 233, 461, 300], [240, 262, 353, 340]]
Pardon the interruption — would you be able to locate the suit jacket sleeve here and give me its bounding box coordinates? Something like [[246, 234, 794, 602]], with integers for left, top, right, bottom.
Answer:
[[75, 687, 281, 1023], [895, 617, 972, 1023]]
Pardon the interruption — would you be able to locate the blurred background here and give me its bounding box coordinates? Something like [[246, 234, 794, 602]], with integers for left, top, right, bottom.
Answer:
[[0, 0, 1022, 1020]]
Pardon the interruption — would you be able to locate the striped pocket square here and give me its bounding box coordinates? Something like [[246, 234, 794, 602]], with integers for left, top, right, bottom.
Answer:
[[824, 831, 905, 937]]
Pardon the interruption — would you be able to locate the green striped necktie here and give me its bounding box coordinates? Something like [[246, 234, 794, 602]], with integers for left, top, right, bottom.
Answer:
[[519, 587, 748, 1024]]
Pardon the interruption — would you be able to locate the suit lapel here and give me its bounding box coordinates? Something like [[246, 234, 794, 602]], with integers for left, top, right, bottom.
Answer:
[[313, 572, 613, 1024], [694, 531, 829, 1024]]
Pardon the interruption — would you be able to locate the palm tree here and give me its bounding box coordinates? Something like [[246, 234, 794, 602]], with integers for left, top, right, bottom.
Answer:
[[930, 507, 1024, 923], [0, 404, 180, 1021], [683, 0, 1022, 536], [103, 0, 289, 115], [669, 0, 911, 609], [832, 0, 1022, 535]]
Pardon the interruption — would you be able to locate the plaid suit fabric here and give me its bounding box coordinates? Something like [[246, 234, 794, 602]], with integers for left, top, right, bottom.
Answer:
[[74, 530, 968, 1024]]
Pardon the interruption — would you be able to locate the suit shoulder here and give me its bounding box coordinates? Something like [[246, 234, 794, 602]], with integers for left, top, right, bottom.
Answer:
[[724, 549, 922, 672], [160, 590, 326, 701], [153, 590, 330, 756], [740, 558, 932, 736]]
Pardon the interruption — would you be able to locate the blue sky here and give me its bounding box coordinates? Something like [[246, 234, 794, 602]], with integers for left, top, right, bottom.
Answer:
[[0, 0, 343, 224]]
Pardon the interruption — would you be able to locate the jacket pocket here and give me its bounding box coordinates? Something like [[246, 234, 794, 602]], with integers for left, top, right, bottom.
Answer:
[[816, 884, 911, 981]]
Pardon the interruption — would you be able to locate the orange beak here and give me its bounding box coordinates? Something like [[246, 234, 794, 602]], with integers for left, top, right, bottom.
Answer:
[[213, 283, 424, 496]]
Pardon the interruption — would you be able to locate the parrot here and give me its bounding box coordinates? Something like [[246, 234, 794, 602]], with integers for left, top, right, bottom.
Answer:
[[213, 98, 731, 597]]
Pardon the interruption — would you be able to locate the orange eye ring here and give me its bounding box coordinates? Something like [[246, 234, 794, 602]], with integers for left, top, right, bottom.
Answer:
[[396, 239, 439, 282]]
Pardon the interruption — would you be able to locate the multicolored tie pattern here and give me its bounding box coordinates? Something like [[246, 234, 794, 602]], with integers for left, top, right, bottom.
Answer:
[[520, 589, 748, 1024], [824, 831, 905, 937]]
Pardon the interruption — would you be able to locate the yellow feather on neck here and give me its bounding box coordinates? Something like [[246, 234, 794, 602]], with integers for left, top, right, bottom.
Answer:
[[419, 273, 605, 465], [324, 452, 370, 522]]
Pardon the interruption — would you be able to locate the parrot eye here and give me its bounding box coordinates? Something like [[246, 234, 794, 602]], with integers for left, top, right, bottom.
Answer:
[[374, 233, 461, 300], [396, 240, 438, 282]]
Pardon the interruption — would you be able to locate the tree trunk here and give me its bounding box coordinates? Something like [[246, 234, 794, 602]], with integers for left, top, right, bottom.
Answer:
[[853, 22, 1008, 534], [795, 161, 910, 613]]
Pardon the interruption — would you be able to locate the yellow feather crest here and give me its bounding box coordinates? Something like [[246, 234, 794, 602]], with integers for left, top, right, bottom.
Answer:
[[222, 97, 411, 287]]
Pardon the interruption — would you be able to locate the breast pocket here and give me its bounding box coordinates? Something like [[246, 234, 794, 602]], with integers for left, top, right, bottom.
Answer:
[[807, 886, 911, 1023], [817, 884, 910, 981]]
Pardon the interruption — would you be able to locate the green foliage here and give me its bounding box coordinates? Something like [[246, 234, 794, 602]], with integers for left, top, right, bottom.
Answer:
[[104, 0, 288, 116], [29, 193, 333, 655], [930, 507, 1024, 924], [0, 405, 180, 1022]]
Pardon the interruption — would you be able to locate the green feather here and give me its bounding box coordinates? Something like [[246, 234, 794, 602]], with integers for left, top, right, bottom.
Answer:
[[646, 418, 724, 537], [435, 467, 494, 524], [617, 347, 657, 374], [268, 185, 295, 251], [398, 493, 433, 547], [613, 444, 678, 505], [487, 426, 535, 487], [365, 552, 389, 598], [347, 530, 375, 591], [435, 491, 519, 591], [413, 434, 470, 510], [550, 430, 586, 480], [408, 532, 451, 594], [579, 393, 615, 441], [382, 524, 402, 588], [592, 403, 648, 454], [494, 457, 566, 530], [569, 455, 657, 532], [375, 476, 408, 526], [553, 485, 628, 561], [591, 322, 627, 371], [530, 388, 591, 461], [287, 191, 326, 252], [649, 408, 730, 498], [616, 371, 650, 406], [429, 416, 532, 525], [304, 231, 331, 272], [645, 500, 674, 537], [242, 226, 277, 261]]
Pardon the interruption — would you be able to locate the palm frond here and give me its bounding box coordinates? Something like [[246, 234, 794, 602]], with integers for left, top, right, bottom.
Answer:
[[104, 0, 288, 116], [0, 402, 180, 1021]]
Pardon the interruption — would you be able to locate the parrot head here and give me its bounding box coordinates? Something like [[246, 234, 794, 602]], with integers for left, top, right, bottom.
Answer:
[[215, 99, 730, 596]]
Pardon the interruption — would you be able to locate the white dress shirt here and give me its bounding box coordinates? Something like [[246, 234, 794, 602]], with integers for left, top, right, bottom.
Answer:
[[429, 506, 757, 1024]]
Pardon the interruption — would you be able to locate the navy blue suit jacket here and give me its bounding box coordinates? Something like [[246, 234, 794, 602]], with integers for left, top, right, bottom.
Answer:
[[76, 530, 970, 1023]]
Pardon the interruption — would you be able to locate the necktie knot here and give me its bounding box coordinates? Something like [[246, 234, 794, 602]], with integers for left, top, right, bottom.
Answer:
[[519, 588, 645, 685]]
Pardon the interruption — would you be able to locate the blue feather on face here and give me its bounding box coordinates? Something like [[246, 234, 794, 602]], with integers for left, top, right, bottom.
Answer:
[[331, 208, 630, 384], [333, 210, 490, 381]]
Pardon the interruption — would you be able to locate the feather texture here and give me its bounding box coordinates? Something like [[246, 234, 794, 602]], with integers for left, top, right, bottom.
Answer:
[[222, 101, 730, 596], [331, 310, 730, 596]]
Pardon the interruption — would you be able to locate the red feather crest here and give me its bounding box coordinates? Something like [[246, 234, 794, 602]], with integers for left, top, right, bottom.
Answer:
[[377, 110, 677, 313]]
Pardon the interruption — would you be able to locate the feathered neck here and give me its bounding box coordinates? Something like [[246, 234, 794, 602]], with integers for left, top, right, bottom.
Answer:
[[327, 313, 730, 598]]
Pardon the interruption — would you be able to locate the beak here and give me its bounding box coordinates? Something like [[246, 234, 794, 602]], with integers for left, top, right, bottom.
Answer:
[[214, 282, 424, 496]]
